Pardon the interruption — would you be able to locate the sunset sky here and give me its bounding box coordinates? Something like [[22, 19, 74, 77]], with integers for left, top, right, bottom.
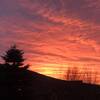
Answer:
[[0, 0, 100, 82]]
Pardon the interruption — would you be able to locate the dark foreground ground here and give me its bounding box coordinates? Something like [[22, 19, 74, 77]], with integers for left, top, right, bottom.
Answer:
[[0, 66, 100, 100]]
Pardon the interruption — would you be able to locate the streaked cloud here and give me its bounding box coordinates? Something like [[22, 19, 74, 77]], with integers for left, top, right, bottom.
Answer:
[[0, 0, 100, 81]]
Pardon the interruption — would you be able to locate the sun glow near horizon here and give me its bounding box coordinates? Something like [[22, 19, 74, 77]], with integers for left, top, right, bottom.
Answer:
[[0, 0, 100, 84], [29, 63, 69, 79], [28, 62, 100, 84]]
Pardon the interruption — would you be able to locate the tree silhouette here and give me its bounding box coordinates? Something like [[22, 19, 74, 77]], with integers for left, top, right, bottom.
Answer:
[[0, 45, 29, 99], [65, 66, 98, 84], [1, 45, 26, 68], [65, 67, 80, 81]]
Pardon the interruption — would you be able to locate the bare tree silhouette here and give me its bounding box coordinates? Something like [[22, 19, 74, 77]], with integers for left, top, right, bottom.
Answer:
[[65, 67, 80, 81], [65, 66, 98, 84], [83, 69, 98, 84]]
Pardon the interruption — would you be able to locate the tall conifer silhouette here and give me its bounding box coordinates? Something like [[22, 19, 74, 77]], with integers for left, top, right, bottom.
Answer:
[[1, 45, 27, 68], [0, 45, 29, 99]]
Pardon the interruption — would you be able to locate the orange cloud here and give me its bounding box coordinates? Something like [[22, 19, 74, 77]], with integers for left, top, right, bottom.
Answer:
[[0, 0, 100, 84]]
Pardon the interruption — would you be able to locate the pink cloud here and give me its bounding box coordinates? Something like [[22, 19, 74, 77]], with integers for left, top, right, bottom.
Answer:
[[0, 0, 100, 82]]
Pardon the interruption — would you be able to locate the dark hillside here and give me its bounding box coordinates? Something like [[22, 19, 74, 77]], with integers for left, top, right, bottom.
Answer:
[[0, 64, 100, 100]]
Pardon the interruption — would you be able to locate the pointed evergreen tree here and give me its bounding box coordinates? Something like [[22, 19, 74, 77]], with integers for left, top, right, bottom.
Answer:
[[0, 45, 30, 99], [1, 45, 25, 68]]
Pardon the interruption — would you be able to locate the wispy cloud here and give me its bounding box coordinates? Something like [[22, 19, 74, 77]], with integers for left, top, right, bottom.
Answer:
[[0, 0, 100, 79]]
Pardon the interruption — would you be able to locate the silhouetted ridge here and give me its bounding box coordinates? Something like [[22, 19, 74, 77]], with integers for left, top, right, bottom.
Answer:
[[20, 70, 100, 100], [0, 46, 100, 100], [0, 64, 100, 100]]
